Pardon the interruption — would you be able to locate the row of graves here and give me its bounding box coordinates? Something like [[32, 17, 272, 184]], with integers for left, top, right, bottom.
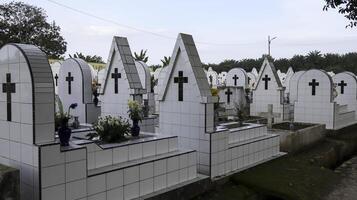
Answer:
[[0, 33, 285, 200]]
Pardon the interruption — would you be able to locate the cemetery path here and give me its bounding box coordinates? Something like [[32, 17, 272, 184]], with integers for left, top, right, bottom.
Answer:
[[326, 156, 357, 200]]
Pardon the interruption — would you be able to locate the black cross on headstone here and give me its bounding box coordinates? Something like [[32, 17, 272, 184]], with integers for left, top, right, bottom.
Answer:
[[54, 74, 59, 86], [2, 73, 16, 121], [111, 68, 121, 94], [209, 75, 213, 86], [225, 88, 233, 103], [338, 80, 347, 94], [174, 71, 188, 101], [262, 75, 271, 90], [309, 79, 319, 96], [65, 72, 74, 94], [232, 75, 239, 86]]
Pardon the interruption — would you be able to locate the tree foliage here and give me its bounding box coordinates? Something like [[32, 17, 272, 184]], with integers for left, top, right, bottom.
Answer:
[[134, 49, 148, 63], [0, 1, 67, 58], [324, 0, 357, 27], [160, 56, 171, 67], [204, 51, 357, 75], [69, 52, 105, 63]]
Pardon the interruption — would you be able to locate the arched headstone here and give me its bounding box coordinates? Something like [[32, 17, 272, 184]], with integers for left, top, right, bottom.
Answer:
[[206, 67, 218, 88], [50, 61, 62, 94], [294, 69, 356, 129], [0, 43, 55, 199], [58, 58, 100, 124], [333, 72, 357, 120], [226, 68, 248, 88], [288, 70, 305, 103]]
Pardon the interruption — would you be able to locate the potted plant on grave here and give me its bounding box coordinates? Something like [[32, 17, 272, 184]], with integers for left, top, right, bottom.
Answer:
[[55, 99, 78, 146], [128, 100, 143, 137], [87, 116, 131, 143]]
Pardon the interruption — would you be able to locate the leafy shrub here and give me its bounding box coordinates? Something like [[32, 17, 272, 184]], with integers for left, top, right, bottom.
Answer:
[[87, 116, 130, 143]]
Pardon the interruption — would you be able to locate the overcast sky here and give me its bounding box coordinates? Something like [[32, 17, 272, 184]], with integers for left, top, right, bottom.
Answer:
[[5, 0, 357, 65]]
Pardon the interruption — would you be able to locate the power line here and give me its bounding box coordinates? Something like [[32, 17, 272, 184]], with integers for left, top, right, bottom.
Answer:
[[44, 0, 262, 46]]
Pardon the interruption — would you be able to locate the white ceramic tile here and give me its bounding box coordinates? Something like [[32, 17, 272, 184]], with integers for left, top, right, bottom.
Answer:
[[167, 170, 179, 187], [128, 143, 142, 160], [41, 184, 65, 200], [154, 159, 167, 176], [106, 170, 123, 190], [142, 141, 156, 157], [140, 162, 153, 180], [124, 182, 139, 200], [107, 187, 123, 200], [154, 174, 166, 191], [156, 139, 169, 154], [124, 166, 139, 185], [167, 157, 179, 172], [65, 160, 86, 182], [140, 178, 154, 196], [66, 179, 87, 200], [87, 174, 106, 196], [41, 164, 65, 188]]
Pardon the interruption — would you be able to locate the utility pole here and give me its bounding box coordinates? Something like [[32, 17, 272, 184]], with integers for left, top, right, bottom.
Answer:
[[268, 35, 277, 56]]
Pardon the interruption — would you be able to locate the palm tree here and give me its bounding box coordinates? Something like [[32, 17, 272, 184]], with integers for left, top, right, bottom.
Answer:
[[161, 56, 171, 67], [134, 49, 149, 63]]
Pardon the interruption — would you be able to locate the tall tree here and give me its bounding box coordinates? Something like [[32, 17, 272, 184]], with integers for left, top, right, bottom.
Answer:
[[324, 0, 357, 27], [160, 56, 171, 67], [69, 52, 105, 63], [134, 49, 149, 63], [0, 1, 67, 58]]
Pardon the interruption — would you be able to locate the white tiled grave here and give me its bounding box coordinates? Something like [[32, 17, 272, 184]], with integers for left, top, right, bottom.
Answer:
[[135, 61, 155, 115], [294, 69, 356, 130], [218, 87, 246, 113], [0, 42, 199, 200], [247, 72, 257, 89], [333, 72, 357, 120], [158, 33, 283, 178], [218, 71, 227, 86], [58, 58, 100, 124], [250, 58, 290, 122], [50, 61, 62, 94], [206, 67, 218, 88], [211, 122, 281, 177], [42, 132, 198, 200], [100, 36, 155, 132]]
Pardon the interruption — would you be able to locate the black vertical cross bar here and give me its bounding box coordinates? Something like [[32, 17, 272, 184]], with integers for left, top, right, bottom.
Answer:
[[2, 73, 16, 121]]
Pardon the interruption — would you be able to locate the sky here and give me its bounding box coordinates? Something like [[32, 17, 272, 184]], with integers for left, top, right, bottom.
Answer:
[[4, 0, 357, 65]]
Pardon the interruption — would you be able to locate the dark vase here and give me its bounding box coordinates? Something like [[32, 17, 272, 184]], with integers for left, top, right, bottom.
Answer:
[[58, 126, 72, 146], [131, 119, 140, 137]]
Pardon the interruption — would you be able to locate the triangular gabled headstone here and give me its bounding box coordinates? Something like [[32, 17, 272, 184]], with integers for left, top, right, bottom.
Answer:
[[101, 36, 146, 118], [158, 33, 212, 102], [250, 57, 287, 122], [159, 33, 217, 174]]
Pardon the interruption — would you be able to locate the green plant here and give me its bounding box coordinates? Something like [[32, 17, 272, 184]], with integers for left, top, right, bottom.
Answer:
[[128, 100, 143, 122], [55, 96, 77, 130], [87, 116, 130, 143]]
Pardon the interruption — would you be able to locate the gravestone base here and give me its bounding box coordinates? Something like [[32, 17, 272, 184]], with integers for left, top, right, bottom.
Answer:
[[140, 115, 157, 133]]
